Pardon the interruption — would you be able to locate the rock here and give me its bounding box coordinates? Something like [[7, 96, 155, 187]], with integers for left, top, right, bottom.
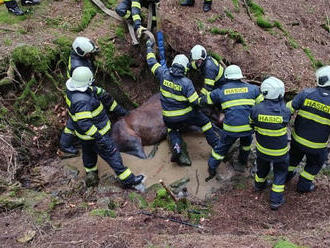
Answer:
[[16, 230, 36, 243], [96, 197, 118, 210], [128, 192, 148, 209], [170, 177, 190, 188], [90, 208, 116, 218]]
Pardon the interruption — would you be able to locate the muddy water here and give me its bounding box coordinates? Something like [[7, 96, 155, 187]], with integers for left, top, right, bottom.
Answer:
[[62, 133, 242, 200]]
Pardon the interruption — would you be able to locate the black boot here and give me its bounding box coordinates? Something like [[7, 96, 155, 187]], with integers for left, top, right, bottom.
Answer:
[[60, 146, 79, 155], [170, 143, 181, 164], [21, 0, 40, 6], [85, 171, 99, 187], [124, 174, 144, 188], [270, 198, 285, 210], [180, 0, 194, 7], [205, 167, 216, 182], [5, 1, 24, 15], [254, 179, 272, 192], [203, 1, 212, 12]]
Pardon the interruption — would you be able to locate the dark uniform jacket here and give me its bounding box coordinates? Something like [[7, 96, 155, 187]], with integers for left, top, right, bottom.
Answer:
[[250, 99, 291, 161], [202, 80, 263, 137], [67, 50, 95, 78], [146, 47, 199, 122], [65, 86, 123, 141], [191, 56, 225, 95], [116, 0, 158, 30], [287, 87, 330, 154]]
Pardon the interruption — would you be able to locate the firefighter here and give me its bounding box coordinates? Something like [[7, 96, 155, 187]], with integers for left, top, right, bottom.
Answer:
[[115, 0, 159, 39], [60, 37, 99, 155], [64, 66, 144, 187], [286, 65, 330, 193], [250, 77, 291, 210], [4, 0, 39, 15], [189, 45, 225, 96], [199, 65, 264, 180], [145, 39, 221, 167], [180, 0, 212, 12]]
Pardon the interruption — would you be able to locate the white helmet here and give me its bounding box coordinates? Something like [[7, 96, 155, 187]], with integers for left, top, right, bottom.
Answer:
[[261, 76, 285, 100], [316, 65, 330, 87], [190, 45, 207, 61], [72, 37, 98, 57], [224, 65, 244, 80], [66, 66, 94, 92], [172, 54, 189, 70]]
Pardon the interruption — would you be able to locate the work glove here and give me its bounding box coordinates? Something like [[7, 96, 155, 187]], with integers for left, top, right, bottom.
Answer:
[[146, 39, 155, 49], [136, 26, 147, 39]]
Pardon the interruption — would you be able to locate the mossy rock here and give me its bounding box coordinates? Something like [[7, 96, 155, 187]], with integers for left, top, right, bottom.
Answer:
[[273, 239, 305, 248], [90, 208, 116, 218], [0, 196, 25, 210], [128, 192, 148, 209], [152, 188, 176, 211]]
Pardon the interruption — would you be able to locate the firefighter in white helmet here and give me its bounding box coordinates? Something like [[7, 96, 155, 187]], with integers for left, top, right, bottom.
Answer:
[[250, 76, 291, 210]]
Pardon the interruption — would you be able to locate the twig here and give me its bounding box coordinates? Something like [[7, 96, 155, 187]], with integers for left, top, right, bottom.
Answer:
[[195, 169, 200, 195], [159, 180, 177, 202], [139, 211, 203, 229], [242, 0, 253, 21], [0, 27, 17, 32]]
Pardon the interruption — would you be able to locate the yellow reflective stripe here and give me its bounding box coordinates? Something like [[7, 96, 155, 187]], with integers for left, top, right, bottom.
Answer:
[[118, 168, 132, 180], [221, 99, 255, 109], [272, 184, 285, 193], [292, 129, 327, 149], [256, 141, 289, 156], [96, 87, 104, 95], [215, 65, 224, 82], [151, 63, 161, 74], [162, 106, 193, 117], [205, 78, 215, 86], [64, 127, 74, 135], [160, 88, 188, 102], [67, 56, 71, 78], [99, 121, 111, 135], [152, 16, 157, 21], [207, 93, 213, 104], [75, 131, 93, 140], [75, 111, 93, 120], [255, 94, 264, 104], [131, 1, 141, 8], [286, 101, 295, 114], [288, 166, 296, 172], [202, 122, 212, 132], [212, 149, 224, 160], [255, 174, 266, 183], [255, 127, 287, 137], [147, 53, 156, 60], [201, 88, 209, 95], [124, 10, 131, 19], [300, 170, 315, 181], [65, 95, 71, 107], [92, 103, 104, 117], [223, 123, 252, 132], [85, 125, 98, 136], [110, 101, 118, 112], [191, 61, 198, 70], [85, 165, 98, 172], [167, 128, 172, 133], [188, 92, 199, 103], [298, 110, 330, 126], [242, 145, 251, 151], [132, 14, 141, 21]]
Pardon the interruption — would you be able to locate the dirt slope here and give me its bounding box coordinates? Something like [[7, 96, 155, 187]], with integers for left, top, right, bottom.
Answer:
[[161, 0, 330, 91]]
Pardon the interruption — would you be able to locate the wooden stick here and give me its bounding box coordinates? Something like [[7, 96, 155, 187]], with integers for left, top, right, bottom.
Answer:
[[159, 180, 177, 202], [147, 3, 153, 31], [242, 0, 253, 21]]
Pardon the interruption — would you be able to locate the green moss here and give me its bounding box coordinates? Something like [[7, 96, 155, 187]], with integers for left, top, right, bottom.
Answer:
[[196, 20, 205, 31], [73, 0, 99, 32], [287, 38, 299, 49], [4, 38, 12, 46], [256, 16, 274, 29], [231, 0, 240, 11], [208, 51, 223, 62], [152, 188, 177, 212], [90, 208, 116, 218], [273, 239, 306, 248], [11, 45, 56, 73], [224, 10, 234, 20], [247, 0, 264, 17], [115, 26, 125, 39], [129, 192, 148, 209], [207, 15, 222, 23], [321, 23, 330, 32], [0, 8, 27, 25], [104, 0, 118, 9], [210, 28, 246, 46], [303, 48, 324, 68]]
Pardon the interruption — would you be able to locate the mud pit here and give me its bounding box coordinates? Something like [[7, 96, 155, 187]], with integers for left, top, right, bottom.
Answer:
[[62, 133, 243, 200]]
